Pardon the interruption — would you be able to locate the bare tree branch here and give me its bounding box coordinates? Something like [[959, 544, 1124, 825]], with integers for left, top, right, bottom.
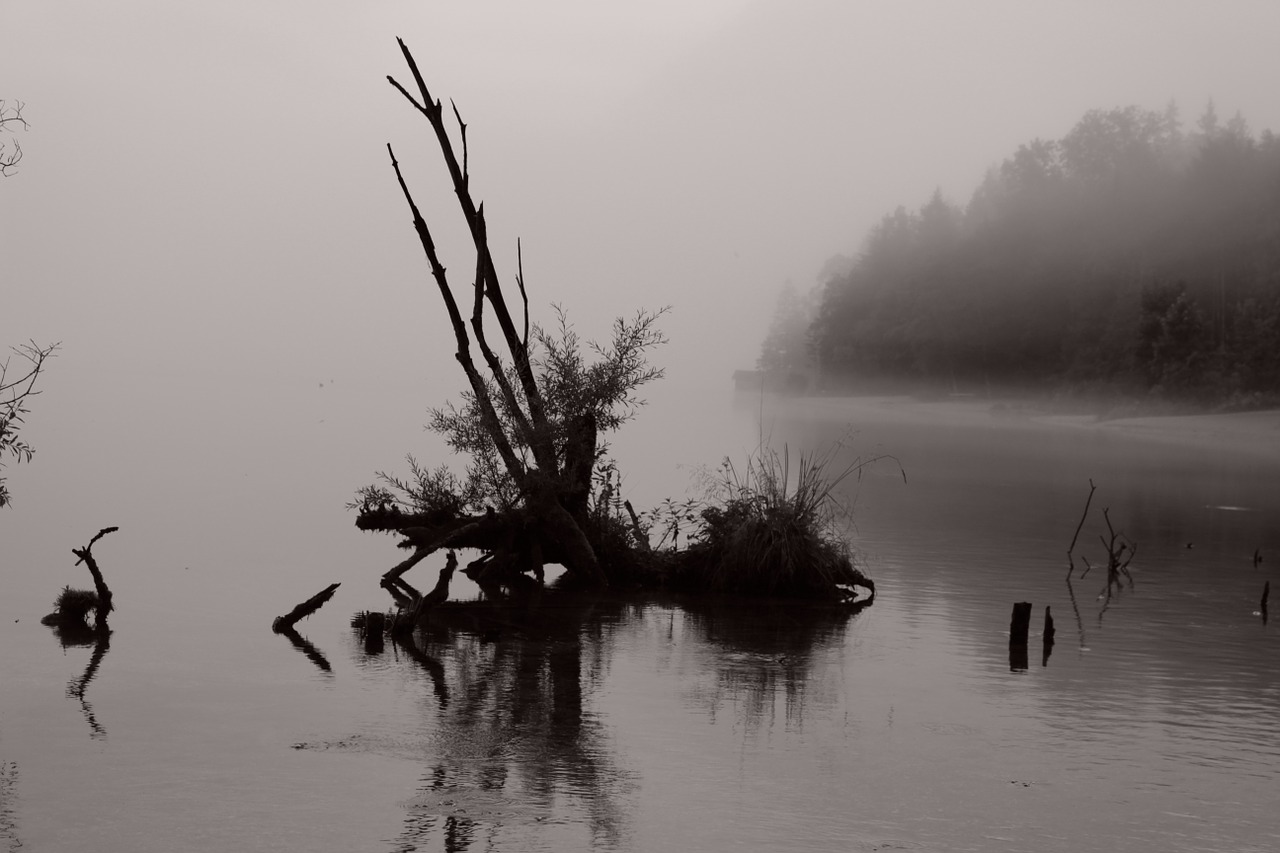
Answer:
[[469, 205, 538, 450], [389, 38, 557, 473], [1, 341, 59, 507], [0, 100, 28, 178], [386, 144, 526, 485], [517, 239, 529, 350]]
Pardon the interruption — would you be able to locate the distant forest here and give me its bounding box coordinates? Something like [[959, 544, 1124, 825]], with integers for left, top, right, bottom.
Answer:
[[763, 103, 1280, 406]]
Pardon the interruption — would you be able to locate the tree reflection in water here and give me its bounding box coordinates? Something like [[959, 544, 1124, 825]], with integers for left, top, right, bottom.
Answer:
[[350, 593, 859, 851], [352, 594, 635, 852]]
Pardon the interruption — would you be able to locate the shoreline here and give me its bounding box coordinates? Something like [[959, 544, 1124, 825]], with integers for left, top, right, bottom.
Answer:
[[1041, 407, 1280, 462], [764, 394, 1280, 464]]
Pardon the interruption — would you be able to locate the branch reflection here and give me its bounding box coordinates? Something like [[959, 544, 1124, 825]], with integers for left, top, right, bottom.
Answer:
[[277, 626, 335, 675], [48, 622, 111, 740]]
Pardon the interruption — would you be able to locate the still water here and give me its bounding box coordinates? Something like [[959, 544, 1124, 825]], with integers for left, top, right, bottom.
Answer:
[[2, 396, 1278, 852]]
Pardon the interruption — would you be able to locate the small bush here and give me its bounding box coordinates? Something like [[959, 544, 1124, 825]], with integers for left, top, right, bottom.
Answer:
[[49, 586, 99, 624], [677, 445, 883, 601]]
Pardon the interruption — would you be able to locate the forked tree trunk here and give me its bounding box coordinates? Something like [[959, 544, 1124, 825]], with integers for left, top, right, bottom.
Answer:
[[381, 38, 607, 588]]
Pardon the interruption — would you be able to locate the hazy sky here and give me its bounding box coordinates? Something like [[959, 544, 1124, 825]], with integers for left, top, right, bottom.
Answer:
[[5, 1, 1280, 539]]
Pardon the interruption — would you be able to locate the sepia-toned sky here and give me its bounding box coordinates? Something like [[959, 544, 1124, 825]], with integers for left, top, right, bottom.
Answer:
[[4, 1, 1280, 547]]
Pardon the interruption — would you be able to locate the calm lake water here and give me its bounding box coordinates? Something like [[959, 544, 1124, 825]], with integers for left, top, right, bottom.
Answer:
[[2, 395, 1278, 852]]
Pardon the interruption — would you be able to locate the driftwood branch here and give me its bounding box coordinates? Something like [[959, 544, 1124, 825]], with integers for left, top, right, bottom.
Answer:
[[272, 582, 341, 633], [71, 526, 118, 628], [382, 544, 432, 582]]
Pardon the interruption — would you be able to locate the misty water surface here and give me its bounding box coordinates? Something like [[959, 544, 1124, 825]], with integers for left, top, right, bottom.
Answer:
[[2, 396, 1278, 852]]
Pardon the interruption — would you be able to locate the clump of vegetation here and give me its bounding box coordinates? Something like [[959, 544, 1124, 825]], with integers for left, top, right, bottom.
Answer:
[[41, 586, 100, 626], [670, 445, 886, 602]]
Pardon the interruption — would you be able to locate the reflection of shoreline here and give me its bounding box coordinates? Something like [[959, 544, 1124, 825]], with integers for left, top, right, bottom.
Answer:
[[771, 395, 1280, 463], [344, 595, 635, 852]]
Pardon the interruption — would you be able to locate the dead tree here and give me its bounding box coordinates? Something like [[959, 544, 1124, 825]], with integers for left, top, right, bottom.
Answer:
[[358, 39, 666, 590]]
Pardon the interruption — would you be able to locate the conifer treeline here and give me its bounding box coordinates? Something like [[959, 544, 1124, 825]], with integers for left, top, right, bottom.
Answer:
[[805, 103, 1280, 405]]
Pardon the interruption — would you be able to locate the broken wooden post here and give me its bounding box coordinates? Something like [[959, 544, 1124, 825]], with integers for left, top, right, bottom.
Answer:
[[361, 610, 387, 655], [1042, 606, 1055, 667], [272, 582, 341, 633], [1009, 601, 1032, 671], [1010, 602, 1032, 643]]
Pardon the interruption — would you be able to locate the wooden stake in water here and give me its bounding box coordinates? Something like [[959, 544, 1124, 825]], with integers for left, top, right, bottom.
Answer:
[[1042, 606, 1056, 667], [1010, 601, 1032, 671]]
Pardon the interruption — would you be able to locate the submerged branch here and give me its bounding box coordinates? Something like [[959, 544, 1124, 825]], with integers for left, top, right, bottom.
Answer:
[[272, 582, 341, 633]]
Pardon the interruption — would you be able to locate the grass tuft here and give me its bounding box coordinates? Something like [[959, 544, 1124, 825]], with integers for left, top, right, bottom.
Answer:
[[51, 586, 99, 623], [678, 444, 885, 601]]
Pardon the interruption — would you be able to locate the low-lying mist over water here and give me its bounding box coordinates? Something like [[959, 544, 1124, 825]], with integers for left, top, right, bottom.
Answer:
[[5, 2, 1280, 851]]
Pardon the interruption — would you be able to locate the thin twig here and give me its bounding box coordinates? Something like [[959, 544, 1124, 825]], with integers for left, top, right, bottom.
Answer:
[[1066, 478, 1096, 579]]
